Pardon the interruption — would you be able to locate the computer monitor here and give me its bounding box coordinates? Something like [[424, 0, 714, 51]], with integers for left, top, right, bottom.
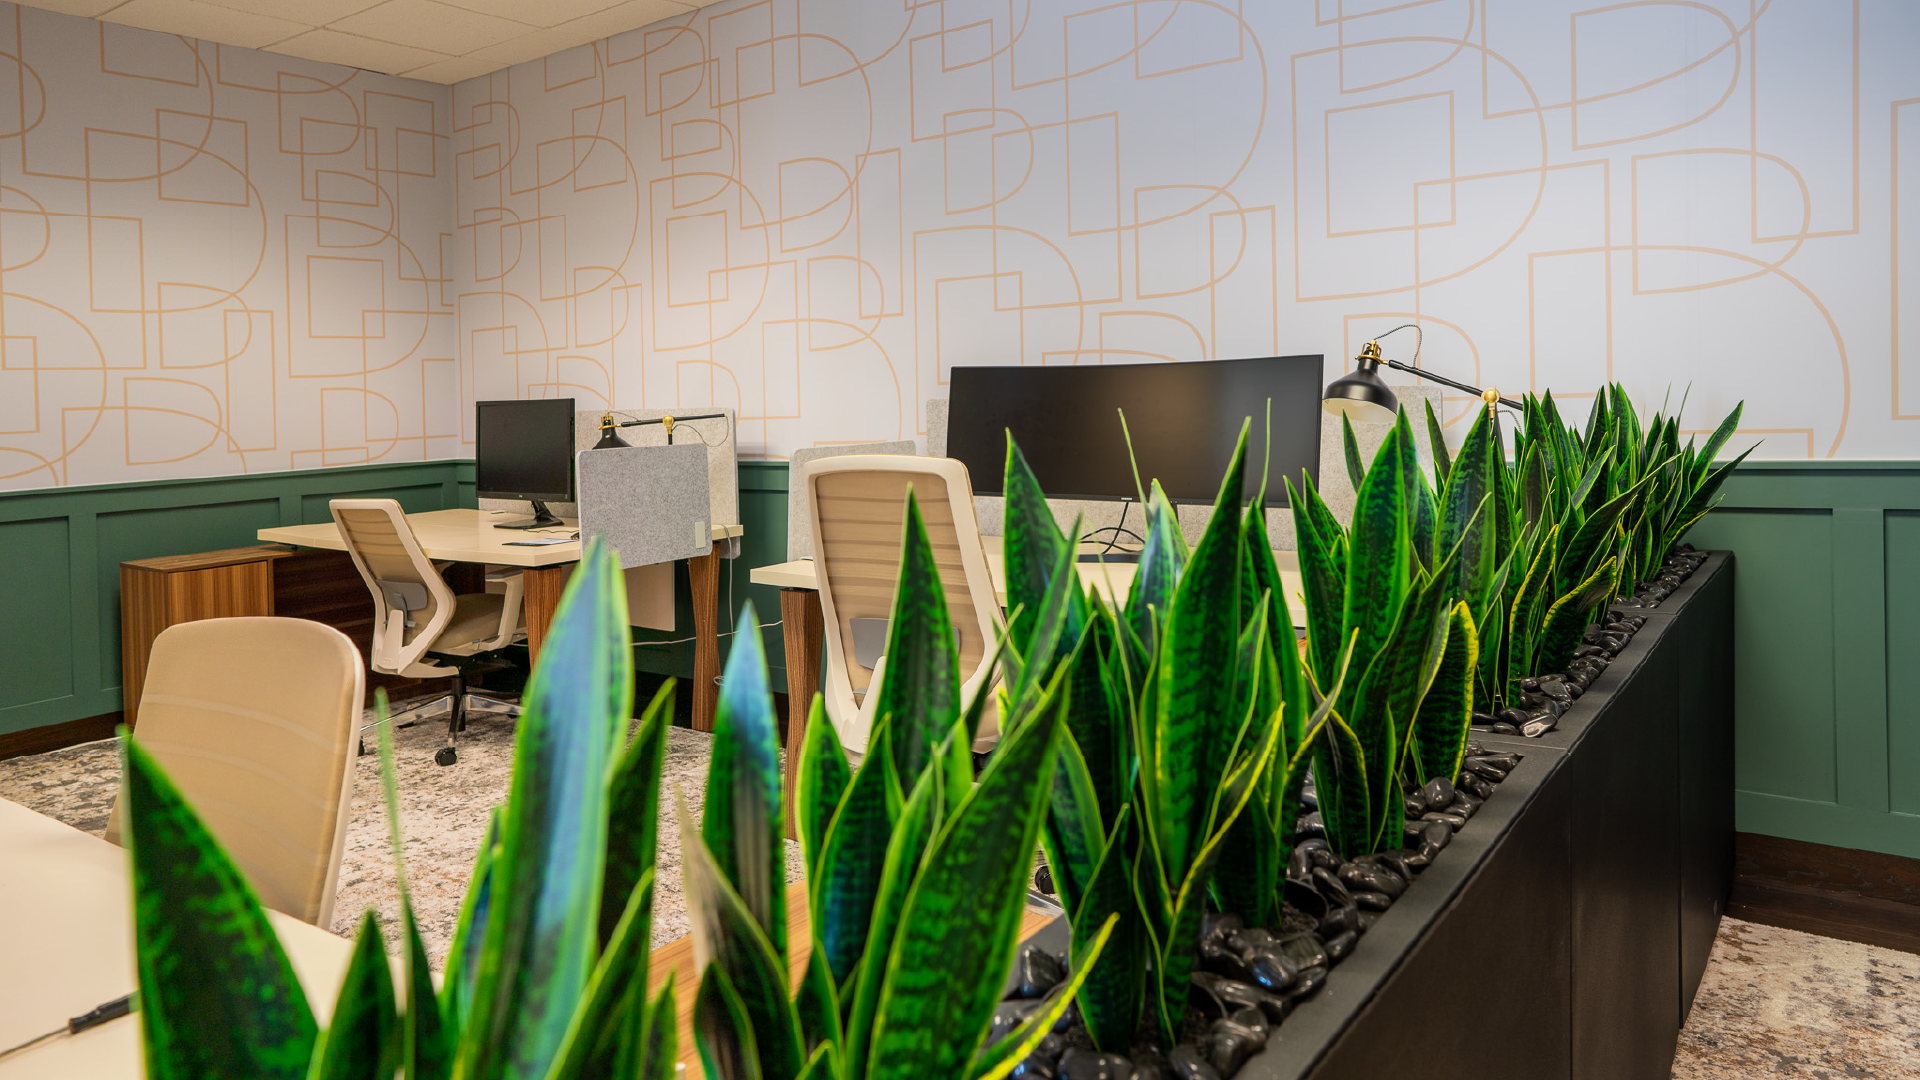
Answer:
[[945, 355, 1324, 507], [475, 398, 576, 529]]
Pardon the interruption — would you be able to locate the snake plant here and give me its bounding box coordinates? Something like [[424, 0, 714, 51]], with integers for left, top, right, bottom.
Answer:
[[123, 538, 681, 1080]]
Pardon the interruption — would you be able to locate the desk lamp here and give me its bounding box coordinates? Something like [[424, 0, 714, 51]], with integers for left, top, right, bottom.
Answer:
[[593, 410, 727, 450], [1322, 323, 1521, 423]]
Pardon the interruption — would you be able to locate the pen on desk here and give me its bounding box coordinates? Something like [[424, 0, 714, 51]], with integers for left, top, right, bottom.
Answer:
[[0, 993, 136, 1059]]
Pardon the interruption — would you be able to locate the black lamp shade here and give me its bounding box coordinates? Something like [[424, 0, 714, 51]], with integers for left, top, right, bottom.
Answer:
[[1322, 360, 1398, 423]]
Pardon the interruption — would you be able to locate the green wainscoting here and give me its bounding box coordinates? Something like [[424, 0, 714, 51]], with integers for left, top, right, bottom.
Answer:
[[0, 458, 794, 740], [0, 460, 475, 737], [1686, 461, 1920, 859]]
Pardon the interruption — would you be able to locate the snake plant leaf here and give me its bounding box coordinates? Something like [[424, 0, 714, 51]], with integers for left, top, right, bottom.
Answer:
[[695, 966, 764, 1080], [604, 680, 672, 949], [1215, 776, 1283, 927], [1125, 483, 1185, 654], [1067, 810, 1144, 1052], [704, 598, 788, 958], [1413, 603, 1479, 786], [1286, 474, 1346, 676], [375, 712, 453, 1080], [1152, 421, 1249, 873], [1694, 401, 1744, 468], [545, 868, 656, 1080], [1556, 468, 1655, 597], [441, 806, 500, 1032], [1411, 470, 1437, 570], [1677, 443, 1755, 527], [871, 490, 963, 783], [682, 814, 805, 1080], [623, 977, 678, 1080], [1441, 408, 1500, 598], [797, 1042, 839, 1080], [795, 946, 843, 1056], [1004, 434, 1071, 657], [1342, 412, 1367, 493], [842, 760, 944, 1080], [865, 685, 1067, 1080], [461, 540, 627, 1080], [1424, 397, 1452, 487], [1041, 724, 1105, 919], [1009, 520, 1088, 715], [1311, 681, 1371, 859], [308, 912, 399, 1080], [813, 723, 898, 985], [1151, 715, 1281, 1044], [1535, 557, 1620, 676], [970, 915, 1121, 1080], [121, 736, 317, 1080], [1065, 609, 1128, 828], [1520, 443, 1548, 528], [1342, 414, 1413, 672], [797, 695, 852, 880]]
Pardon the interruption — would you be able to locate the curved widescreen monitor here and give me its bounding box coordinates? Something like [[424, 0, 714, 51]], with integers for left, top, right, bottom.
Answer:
[[946, 355, 1323, 506]]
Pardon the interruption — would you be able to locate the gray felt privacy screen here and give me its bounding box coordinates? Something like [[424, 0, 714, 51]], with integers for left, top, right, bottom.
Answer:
[[577, 443, 712, 569]]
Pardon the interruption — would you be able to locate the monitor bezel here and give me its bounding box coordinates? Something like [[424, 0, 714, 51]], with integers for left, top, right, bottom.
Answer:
[[474, 397, 577, 503]]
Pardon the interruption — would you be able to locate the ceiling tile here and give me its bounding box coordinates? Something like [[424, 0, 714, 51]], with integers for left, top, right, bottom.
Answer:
[[556, 0, 694, 42], [446, 0, 626, 31], [201, 0, 382, 24], [329, 0, 533, 55], [398, 54, 502, 84], [15, 0, 127, 17], [265, 28, 452, 76], [464, 24, 586, 70], [99, 0, 309, 48]]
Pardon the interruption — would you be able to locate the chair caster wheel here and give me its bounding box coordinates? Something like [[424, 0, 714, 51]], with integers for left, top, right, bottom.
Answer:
[[357, 739, 367, 757], [435, 746, 458, 767]]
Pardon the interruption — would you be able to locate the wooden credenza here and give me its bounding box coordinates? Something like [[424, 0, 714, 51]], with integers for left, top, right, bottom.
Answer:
[[119, 545, 471, 728], [119, 546, 290, 727]]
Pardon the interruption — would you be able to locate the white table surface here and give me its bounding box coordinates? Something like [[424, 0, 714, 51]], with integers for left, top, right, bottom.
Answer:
[[0, 798, 355, 1078], [750, 536, 1306, 613], [258, 507, 744, 569]]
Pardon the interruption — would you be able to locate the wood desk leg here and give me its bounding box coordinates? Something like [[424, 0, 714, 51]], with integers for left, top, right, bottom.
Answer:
[[779, 588, 824, 840], [689, 547, 723, 732], [523, 565, 569, 662]]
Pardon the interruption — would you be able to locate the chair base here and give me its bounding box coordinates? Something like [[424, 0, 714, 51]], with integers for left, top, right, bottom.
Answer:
[[359, 684, 521, 763]]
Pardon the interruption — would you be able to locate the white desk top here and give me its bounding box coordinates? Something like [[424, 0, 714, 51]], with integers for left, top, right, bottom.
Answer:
[[0, 798, 355, 1078], [258, 508, 744, 569], [751, 537, 1305, 614]]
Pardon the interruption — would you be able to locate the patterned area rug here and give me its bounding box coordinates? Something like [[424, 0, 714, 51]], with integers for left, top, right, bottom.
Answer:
[[0, 705, 803, 967], [6, 726, 1917, 1077], [1673, 917, 1920, 1077]]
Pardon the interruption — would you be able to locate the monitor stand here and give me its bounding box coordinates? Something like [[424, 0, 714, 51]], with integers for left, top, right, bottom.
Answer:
[[1076, 549, 1142, 564], [494, 501, 565, 530]]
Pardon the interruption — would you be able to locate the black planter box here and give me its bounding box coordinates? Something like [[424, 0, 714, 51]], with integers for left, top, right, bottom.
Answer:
[[1020, 552, 1736, 1080]]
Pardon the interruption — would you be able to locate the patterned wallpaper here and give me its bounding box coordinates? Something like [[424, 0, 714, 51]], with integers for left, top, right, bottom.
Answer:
[[454, 0, 1920, 462], [7, 0, 1916, 493], [0, 4, 454, 492]]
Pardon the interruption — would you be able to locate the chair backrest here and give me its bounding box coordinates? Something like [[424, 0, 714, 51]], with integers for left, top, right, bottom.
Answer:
[[802, 455, 1001, 734], [330, 499, 457, 674], [104, 617, 365, 927]]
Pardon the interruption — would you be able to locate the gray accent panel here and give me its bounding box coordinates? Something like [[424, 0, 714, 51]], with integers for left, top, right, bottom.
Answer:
[[577, 443, 712, 569], [786, 440, 917, 559]]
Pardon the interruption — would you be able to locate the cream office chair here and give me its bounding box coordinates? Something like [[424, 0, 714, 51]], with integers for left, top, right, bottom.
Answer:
[[104, 617, 363, 927], [330, 498, 525, 766], [801, 455, 1004, 755]]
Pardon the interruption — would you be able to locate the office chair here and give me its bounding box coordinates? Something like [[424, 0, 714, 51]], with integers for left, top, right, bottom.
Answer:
[[103, 617, 364, 927], [330, 498, 525, 766], [801, 454, 1005, 755]]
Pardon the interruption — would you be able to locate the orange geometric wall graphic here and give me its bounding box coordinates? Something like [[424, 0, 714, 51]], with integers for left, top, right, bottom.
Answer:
[[456, 0, 1920, 461], [0, 4, 454, 491]]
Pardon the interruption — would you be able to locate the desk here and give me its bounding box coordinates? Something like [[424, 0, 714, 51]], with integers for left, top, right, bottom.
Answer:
[[750, 539, 1303, 835], [0, 798, 356, 1078], [259, 509, 746, 731]]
